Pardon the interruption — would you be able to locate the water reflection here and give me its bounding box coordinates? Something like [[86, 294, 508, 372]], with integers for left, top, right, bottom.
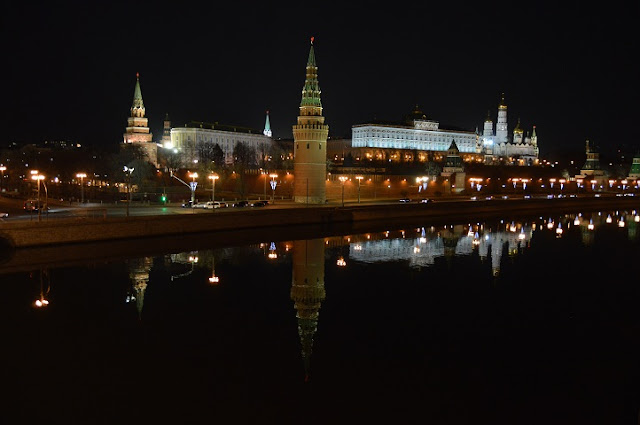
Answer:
[[126, 257, 152, 318], [290, 238, 326, 382], [33, 268, 51, 308]]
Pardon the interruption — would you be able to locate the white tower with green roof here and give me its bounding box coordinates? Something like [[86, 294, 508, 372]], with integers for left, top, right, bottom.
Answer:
[[293, 38, 329, 204]]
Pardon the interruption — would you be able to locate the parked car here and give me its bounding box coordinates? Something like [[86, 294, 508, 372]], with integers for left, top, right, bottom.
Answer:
[[398, 198, 411, 203], [181, 200, 194, 208], [204, 201, 226, 209], [23, 199, 48, 212], [0, 212, 8, 219], [192, 202, 207, 209], [420, 198, 432, 203], [233, 200, 249, 208], [251, 200, 269, 207]]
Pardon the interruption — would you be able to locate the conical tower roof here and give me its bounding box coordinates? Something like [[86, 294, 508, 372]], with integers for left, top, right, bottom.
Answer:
[[300, 37, 322, 109], [132, 72, 143, 108]]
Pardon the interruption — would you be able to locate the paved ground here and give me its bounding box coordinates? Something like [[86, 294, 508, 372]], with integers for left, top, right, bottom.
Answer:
[[0, 192, 627, 222]]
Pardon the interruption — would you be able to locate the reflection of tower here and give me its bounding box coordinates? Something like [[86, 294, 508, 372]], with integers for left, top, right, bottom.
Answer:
[[293, 38, 329, 204], [127, 257, 153, 318], [290, 239, 326, 381]]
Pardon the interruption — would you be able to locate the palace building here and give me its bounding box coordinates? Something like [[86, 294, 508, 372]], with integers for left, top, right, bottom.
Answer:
[[351, 105, 479, 156], [165, 112, 273, 166]]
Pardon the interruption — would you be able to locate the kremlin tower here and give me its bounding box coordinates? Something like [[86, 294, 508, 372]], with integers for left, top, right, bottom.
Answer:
[[293, 38, 329, 204], [123, 73, 157, 166], [290, 238, 326, 381]]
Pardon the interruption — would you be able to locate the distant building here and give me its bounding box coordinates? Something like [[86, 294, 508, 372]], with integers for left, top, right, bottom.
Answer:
[[481, 93, 539, 164], [352, 104, 480, 157], [628, 152, 640, 180], [123, 73, 158, 166], [161, 113, 171, 146], [166, 113, 272, 166], [576, 139, 606, 185], [441, 140, 466, 193]]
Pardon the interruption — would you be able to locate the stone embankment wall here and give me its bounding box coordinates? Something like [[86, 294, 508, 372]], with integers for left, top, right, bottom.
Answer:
[[1, 197, 638, 249]]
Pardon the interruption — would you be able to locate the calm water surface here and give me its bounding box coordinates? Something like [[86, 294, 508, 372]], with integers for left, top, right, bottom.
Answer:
[[4, 210, 640, 424]]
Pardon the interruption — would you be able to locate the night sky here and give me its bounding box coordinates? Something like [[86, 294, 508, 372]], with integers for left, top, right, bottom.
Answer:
[[2, 2, 638, 156]]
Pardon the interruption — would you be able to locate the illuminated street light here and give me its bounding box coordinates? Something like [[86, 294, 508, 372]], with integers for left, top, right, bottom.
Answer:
[[269, 173, 278, 202], [0, 165, 6, 192], [339, 176, 348, 207], [31, 174, 45, 222], [76, 172, 87, 204], [208, 174, 219, 202], [355, 176, 363, 203], [123, 166, 134, 217], [189, 172, 198, 206]]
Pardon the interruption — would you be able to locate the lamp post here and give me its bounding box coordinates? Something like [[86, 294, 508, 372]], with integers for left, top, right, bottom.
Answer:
[[76, 172, 87, 204], [269, 173, 278, 202], [189, 172, 198, 205], [123, 166, 134, 217], [208, 174, 219, 202], [262, 171, 267, 200], [0, 165, 5, 192], [339, 176, 348, 207], [31, 174, 45, 222], [355, 176, 363, 203]]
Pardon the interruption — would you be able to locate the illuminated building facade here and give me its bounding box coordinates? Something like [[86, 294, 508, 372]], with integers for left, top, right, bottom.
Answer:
[[293, 38, 329, 204], [123, 73, 158, 166], [352, 105, 479, 156], [481, 93, 539, 164], [167, 116, 272, 166]]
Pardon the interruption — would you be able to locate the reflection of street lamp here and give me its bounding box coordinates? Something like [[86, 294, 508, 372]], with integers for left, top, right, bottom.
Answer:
[[339, 176, 348, 207], [76, 172, 87, 204], [123, 166, 134, 217], [208, 174, 219, 202], [355, 176, 363, 203], [269, 173, 278, 202]]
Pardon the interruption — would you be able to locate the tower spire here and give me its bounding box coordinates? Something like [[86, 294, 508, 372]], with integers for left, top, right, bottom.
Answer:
[[263, 110, 272, 137]]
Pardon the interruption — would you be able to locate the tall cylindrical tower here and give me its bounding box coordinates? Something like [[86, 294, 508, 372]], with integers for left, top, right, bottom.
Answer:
[[495, 93, 508, 144], [293, 38, 329, 204]]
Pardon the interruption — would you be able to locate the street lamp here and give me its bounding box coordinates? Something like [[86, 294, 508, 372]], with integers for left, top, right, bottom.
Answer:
[[208, 174, 219, 202], [76, 173, 87, 204], [0, 165, 6, 192], [339, 176, 348, 207], [123, 166, 134, 217], [189, 172, 198, 205], [31, 174, 45, 222], [355, 176, 363, 203], [269, 173, 278, 202], [261, 171, 267, 200]]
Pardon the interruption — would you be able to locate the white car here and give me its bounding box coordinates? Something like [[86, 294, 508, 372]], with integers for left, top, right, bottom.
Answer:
[[203, 201, 226, 209], [0, 212, 7, 218], [192, 202, 207, 209]]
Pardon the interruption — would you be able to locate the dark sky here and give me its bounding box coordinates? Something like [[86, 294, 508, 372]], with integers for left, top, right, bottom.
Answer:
[[2, 2, 638, 156]]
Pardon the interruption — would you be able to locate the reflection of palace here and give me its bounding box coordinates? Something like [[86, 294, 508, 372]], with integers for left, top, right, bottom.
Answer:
[[290, 239, 326, 381], [346, 223, 534, 276]]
